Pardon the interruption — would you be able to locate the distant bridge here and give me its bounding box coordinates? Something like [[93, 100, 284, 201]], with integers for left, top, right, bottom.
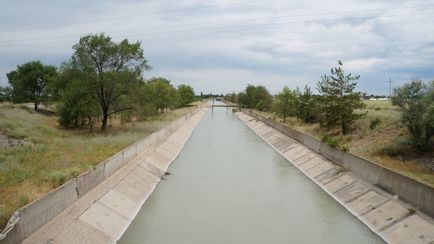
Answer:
[[208, 104, 240, 108]]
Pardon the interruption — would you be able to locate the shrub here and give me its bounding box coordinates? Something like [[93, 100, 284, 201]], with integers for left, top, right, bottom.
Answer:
[[392, 80, 434, 150], [370, 118, 381, 130], [322, 134, 340, 148], [47, 171, 67, 188]]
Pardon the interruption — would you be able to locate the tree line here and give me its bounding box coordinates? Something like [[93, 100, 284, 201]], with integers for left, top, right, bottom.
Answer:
[[1, 33, 197, 131], [225, 61, 434, 151]]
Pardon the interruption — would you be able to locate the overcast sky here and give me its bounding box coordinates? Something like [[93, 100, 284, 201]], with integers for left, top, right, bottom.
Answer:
[[0, 0, 433, 95]]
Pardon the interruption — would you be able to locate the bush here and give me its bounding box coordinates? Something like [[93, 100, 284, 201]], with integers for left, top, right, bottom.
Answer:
[[46, 171, 67, 188], [321, 134, 349, 151], [370, 118, 381, 130], [392, 80, 434, 150], [322, 134, 340, 148]]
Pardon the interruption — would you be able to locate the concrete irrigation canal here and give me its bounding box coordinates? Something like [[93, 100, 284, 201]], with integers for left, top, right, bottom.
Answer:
[[118, 105, 383, 244], [4, 102, 434, 243]]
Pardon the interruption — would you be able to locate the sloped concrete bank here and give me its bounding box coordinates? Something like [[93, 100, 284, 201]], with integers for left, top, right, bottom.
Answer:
[[0, 107, 208, 244], [237, 111, 434, 244]]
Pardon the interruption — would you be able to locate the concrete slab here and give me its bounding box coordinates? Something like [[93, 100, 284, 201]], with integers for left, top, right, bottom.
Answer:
[[298, 157, 326, 171], [324, 173, 357, 193], [362, 200, 411, 231], [114, 177, 151, 203], [79, 201, 129, 240], [263, 131, 277, 140], [272, 138, 294, 152], [347, 191, 389, 216], [306, 161, 335, 178], [280, 143, 299, 154], [291, 152, 317, 166], [315, 167, 345, 185], [269, 134, 285, 145], [290, 149, 314, 163], [143, 151, 171, 171], [334, 180, 371, 203], [283, 145, 306, 159], [98, 190, 140, 221], [383, 214, 434, 244], [160, 141, 180, 154], [54, 219, 112, 244], [125, 169, 159, 195], [155, 145, 177, 161]]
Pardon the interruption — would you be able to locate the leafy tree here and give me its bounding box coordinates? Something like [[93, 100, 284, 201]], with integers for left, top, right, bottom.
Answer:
[[133, 81, 158, 118], [147, 77, 178, 113], [177, 84, 195, 106], [298, 85, 318, 123], [317, 61, 365, 135], [58, 79, 99, 131], [7, 61, 57, 110], [239, 84, 272, 111], [237, 92, 248, 107], [392, 80, 434, 150], [273, 86, 296, 123], [224, 92, 238, 103], [0, 87, 12, 102], [69, 33, 151, 130]]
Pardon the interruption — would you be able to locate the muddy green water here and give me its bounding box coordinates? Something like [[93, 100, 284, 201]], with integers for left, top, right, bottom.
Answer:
[[119, 107, 384, 244]]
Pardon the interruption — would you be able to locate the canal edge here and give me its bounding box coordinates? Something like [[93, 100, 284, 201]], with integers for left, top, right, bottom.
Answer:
[[236, 111, 434, 244], [10, 107, 209, 244]]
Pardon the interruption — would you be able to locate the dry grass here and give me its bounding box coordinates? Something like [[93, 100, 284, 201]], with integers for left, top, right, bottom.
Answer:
[[0, 102, 199, 228], [263, 100, 434, 187]]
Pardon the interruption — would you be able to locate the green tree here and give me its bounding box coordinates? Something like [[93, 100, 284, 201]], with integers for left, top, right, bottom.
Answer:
[[392, 80, 434, 150], [239, 84, 272, 111], [317, 61, 365, 135], [58, 79, 99, 131], [298, 85, 318, 123], [147, 77, 178, 113], [177, 84, 195, 106], [7, 61, 57, 110], [69, 33, 151, 130], [224, 92, 238, 103], [0, 87, 12, 102], [273, 86, 296, 123], [237, 92, 247, 106]]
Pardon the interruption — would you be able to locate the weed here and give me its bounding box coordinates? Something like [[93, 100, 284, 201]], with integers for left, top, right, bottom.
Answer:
[[18, 105, 34, 113], [46, 171, 67, 188], [322, 134, 340, 148], [17, 194, 29, 206], [370, 117, 381, 130]]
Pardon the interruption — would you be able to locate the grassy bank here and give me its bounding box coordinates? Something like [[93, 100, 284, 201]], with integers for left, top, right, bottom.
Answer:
[[257, 100, 434, 187], [0, 103, 199, 228]]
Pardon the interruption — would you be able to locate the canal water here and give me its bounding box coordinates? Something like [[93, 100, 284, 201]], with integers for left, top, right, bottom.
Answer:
[[119, 107, 384, 244]]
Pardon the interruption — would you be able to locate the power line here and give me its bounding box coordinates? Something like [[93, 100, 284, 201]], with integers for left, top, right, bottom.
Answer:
[[0, 0, 261, 33], [1, 2, 433, 35], [0, 8, 433, 47]]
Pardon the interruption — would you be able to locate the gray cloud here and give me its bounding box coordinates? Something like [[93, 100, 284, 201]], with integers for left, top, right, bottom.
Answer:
[[0, 0, 433, 95]]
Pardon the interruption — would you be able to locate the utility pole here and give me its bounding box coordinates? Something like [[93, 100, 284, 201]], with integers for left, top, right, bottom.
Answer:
[[388, 77, 392, 98]]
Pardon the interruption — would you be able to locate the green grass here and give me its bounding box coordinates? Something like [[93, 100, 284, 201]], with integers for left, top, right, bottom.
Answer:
[[262, 100, 434, 187], [0, 103, 199, 229]]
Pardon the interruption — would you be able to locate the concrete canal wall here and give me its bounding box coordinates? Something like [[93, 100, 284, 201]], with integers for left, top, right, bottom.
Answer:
[[237, 111, 434, 244], [0, 107, 208, 244]]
